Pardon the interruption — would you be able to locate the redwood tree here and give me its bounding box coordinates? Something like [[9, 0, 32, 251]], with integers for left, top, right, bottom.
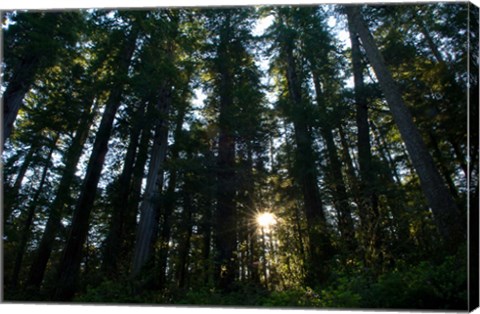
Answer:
[[345, 5, 465, 251]]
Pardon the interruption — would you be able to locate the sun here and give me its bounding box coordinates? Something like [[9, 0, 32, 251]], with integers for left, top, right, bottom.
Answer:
[[256, 212, 276, 228]]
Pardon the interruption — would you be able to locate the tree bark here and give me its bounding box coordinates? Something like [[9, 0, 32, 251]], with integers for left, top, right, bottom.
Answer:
[[156, 91, 189, 288], [201, 147, 215, 286], [337, 125, 363, 214], [10, 136, 57, 289], [245, 146, 260, 285], [175, 181, 194, 289], [4, 143, 38, 221], [347, 21, 383, 265], [368, 121, 412, 251], [282, 27, 333, 287], [131, 83, 172, 277], [413, 11, 445, 66], [214, 13, 238, 291], [346, 5, 464, 251], [102, 101, 147, 277], [311, 72, 356, 251], [3, 13, 80, 146], [25, 97, 97, 292], [2, 56, 40, 146], [215, 87, 237, 290], [412, 9, 468, 179], [52, 27, 139, 301], [124, 106, 154, 254], [427, 132, 460, 201], [369, 120, 402, 183]]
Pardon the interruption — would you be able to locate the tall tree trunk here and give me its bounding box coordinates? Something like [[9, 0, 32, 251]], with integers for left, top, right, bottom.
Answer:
[[245, 146, 260, 285], [369, 121, 402, 183], [2, 12, 79, 146], [469, 83, 479, 187], [10, 136, 57, 289], [25, 97, 97, 292], [102, 101, 147, 277], [2, 56, 40, 146], [214, 14, 238, 291], [468, 6, 479, 308], [131, 83, 171, 277], [176, 181, 193, 289], [283, 32, 333, 287], [337, 124, 368, 259], [124, 106, 155, 254], [201, 147, 215, 286], [12, 145, 36, 193], [370, 122, 412, 253], [412, 9, 468, 179], [337, 125, 362, 215], [156, 177, 174, 288], [260, 226, 269, 288], [4, 143, 38, 220], [156, 93, 189, 288], [52, 27, 139, 301], [215, 93, 237, 290], [413, 11, 445, 66], [346, 5, 464, 251], [311, 72, 356, 251], [427, 132, 460, 200], [201, 190, 213, 286], [347, 21, 383, 266], [282, 123, 308, 281]]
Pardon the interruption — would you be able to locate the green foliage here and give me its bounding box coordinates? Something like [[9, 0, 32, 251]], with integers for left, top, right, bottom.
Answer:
[[72, 252, 466, 310], [176, 284, 267, 306], [317, 281, 362, 308], [175, 285, 331, 308], [3, 11, 84, 83], [317, 253, 468, 310], [261, 288, 323, 307], [74, 280, 153, 304]]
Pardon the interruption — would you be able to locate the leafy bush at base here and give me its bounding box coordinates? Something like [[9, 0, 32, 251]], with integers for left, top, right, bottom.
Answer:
[[74, 280, 148, 304], [319, 254, 467, 310], [73, 254, 466, 310], [176, 284, 269, 306]]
